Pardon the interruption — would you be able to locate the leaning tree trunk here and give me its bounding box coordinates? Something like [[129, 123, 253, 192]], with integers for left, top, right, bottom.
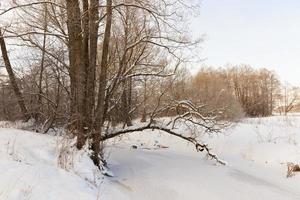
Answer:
[[0, 29, 30, 121], [92, 0, 113, 167]]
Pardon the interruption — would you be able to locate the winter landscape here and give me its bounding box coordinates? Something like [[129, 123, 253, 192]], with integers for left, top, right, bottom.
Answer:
[[1, 116, 300, 200], [1, 0, 300, 200]]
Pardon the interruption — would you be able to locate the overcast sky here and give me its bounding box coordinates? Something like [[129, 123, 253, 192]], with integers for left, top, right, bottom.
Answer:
[[190, 0, 300, 85]]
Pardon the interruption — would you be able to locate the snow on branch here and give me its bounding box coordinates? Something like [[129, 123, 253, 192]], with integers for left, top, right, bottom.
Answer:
[[101, 100, 227, 165]]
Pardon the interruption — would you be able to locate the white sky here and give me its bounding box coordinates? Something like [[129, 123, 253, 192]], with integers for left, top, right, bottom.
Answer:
[[190, 0, 300, 86], [1, 1, 300, 85]]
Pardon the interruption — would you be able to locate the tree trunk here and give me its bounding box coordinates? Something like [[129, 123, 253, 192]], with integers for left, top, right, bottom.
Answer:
[[121, 80, 133, 126], [0, 29, 30, 121], [81, 0, 90, 142], [37, 4, 48, 122], [66, 0, 86, 149], [85, 0, 99, 130], [141, 79, 147, 122], [92, 0, 113, 167]]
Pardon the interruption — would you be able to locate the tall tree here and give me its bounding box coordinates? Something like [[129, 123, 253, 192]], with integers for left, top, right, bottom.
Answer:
[[92, 0, 113, 166], [66, 0, 86, 148]]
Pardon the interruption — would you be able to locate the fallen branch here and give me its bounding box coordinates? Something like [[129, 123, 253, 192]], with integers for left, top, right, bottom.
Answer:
[[101, 123, 226, 165]]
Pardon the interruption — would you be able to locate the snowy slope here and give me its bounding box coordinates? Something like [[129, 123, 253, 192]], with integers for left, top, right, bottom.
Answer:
[[0, 128, 102, 200], [1, 116, 300, 200]]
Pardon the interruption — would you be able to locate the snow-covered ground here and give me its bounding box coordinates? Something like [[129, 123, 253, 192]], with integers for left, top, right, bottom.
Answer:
[[1, 116, 300, 200]]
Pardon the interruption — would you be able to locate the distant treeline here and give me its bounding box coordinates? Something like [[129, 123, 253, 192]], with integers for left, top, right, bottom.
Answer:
[[166, 65, 280, 119]]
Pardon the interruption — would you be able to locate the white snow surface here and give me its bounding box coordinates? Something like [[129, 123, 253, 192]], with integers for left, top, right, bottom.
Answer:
[[1, 116, 300, 200]]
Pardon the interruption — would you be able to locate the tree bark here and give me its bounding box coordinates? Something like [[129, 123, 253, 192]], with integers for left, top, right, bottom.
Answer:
[[81, 0, 90, 142], [85, 0, 99, 129], [37, 4, 48, 122], [121, 79, 133, 126], [66, 0, 86, 149], [92, 0, 113, 167]]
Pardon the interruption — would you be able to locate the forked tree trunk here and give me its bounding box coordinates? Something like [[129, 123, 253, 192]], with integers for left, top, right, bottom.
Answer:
[[0, 29, 30, 121], [66, 0, 100, 151]]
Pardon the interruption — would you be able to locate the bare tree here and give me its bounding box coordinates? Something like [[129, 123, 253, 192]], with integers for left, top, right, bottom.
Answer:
[[0, 0, 227, 170], [0, 29, 30, 121], [277, 83, 299, 115]]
